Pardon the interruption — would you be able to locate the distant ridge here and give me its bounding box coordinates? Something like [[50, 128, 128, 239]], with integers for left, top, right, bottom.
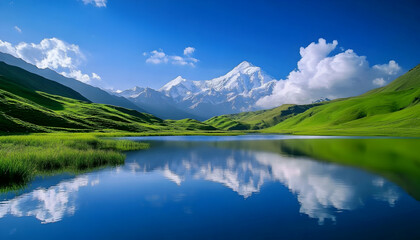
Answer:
[[0, 61, 89, 102], [0, 52, 147, 113], [117, 61, 278, 120]]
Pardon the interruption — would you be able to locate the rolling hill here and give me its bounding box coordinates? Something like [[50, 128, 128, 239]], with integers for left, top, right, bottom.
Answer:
[[0, 52, 147, 113], [0, 75, 164, 133], [0, 62, 218, 133], [266, 64, 420, 136], [204, 103, 319, 130], [0, 61, 89, 102]]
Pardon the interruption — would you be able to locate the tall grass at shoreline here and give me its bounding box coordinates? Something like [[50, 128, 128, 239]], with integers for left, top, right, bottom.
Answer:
[[0, 133, 148, 188]]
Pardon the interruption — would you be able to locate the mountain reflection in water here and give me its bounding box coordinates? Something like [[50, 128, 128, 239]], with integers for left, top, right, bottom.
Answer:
[[1, 136, 418, 228], [125, 140, 401, 224]]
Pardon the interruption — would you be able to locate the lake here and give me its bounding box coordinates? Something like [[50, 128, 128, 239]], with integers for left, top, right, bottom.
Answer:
[[1, 135, 419, 239]]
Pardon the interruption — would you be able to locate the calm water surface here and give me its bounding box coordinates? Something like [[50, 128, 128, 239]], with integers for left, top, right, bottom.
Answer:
[[1, 135, 419, 239]]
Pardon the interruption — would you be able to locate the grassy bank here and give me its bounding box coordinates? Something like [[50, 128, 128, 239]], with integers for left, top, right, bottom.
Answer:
[[277, 138, 420, 200], [0, 133, 148, 189]]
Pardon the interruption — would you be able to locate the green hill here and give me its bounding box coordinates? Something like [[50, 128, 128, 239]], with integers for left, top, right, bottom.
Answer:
[[0, 75, 167, 133], [266, 64, 420, 136], [165, 118, 218, 131], [0, 53, 148, 113], [205, 103, 319, 130], [0, 62, 228, 134], [0, 61, 89, 102]]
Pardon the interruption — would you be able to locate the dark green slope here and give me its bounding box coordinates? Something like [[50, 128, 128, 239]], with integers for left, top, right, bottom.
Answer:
[[0, 53, 147, 113], [205, 103, 319, 130], [165, 118, 217, 131], [0, 74, 165, 133], [0, 61, 89, 102], [0, 64, 222, 133], [267, 64, 420, 136]]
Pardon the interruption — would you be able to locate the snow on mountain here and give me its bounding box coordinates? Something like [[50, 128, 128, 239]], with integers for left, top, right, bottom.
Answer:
[[117, 86, 145, 98], [312, 97, 331, 103], [117, 61, 280, 119], [202, 61, 274, 93], [159, 76, 200, 102]]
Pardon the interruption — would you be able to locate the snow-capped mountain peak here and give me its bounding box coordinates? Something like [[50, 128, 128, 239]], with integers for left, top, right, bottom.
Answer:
[[205, 61, 274, 93], [118, 61, 280, 119], [117, 86, 145, 98], [159, 76, 197, 101], [159, 76, 187, 92], [234, 60, 253, 69]]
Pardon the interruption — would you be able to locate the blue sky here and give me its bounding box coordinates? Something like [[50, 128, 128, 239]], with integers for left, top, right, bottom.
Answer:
[[0, 0, 419, 90]]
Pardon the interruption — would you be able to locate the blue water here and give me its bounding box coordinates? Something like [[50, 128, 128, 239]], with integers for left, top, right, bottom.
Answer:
[[1, 135, 419, 239]]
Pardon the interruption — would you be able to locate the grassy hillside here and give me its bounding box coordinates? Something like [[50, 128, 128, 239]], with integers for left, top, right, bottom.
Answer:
[[0, 61, 89, 102], [0, 75, 168, 133], [0, 53, 147, 113], [266, 64, 420, 136], [165, 118, 218, 131], [0, 74, 232, 134], [205, 103, 318, 130]]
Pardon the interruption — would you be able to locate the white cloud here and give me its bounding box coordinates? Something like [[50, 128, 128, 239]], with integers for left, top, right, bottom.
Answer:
[[14, 26, 22, 33], [0, 38, 100, 84], [183, 47, 195, 56], [145, 50, 169, 64], [91, 72, 101, 80], [372, 78, 386, 87], [61, 70, 101, 84], [0, 176, 91, 223], [144, 47, 198, 67], [82, 0, 107, 7], [126, 145, 400, 224], [0, 40, 15, 54], [256, 38, 402, 108]]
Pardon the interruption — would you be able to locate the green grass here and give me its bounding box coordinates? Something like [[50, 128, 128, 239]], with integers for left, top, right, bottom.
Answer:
[[164, 118, 218, 131], [263, 64, 420, 136], [0, 133, 149, 189], [205, 103, 319, 130], [0, 73, 242, 134], [0, 77, 165, 133], [276, 138, 420, 200], [0, 60, 228, 134]]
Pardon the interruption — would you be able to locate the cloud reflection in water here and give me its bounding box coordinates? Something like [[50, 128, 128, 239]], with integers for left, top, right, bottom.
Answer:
[[0, 176, 98, 223]]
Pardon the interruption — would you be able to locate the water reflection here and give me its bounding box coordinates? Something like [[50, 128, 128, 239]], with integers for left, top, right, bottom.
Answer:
[[0, 175, 98, 223], [255, 152, 399, 223], [125, 140, 402, 224], [0, 137, 416, 226]]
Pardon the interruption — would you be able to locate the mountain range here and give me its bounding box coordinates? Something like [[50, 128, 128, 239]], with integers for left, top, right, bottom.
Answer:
[[1, 49, 419, 136], [1, 52, 331, 121], [114, 61, 279, 120]]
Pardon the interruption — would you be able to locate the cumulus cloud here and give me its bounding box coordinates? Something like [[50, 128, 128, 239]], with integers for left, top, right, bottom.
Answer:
[[61, 70, 101, 83], [144, 47, 198, 67], [145, 50, 169, 64], [92, 72, 101, 80], [82, 0, 107, 7], [256, 38, 402, 108], [0, 176, 91, 223], [372, 78, 386, 87], [14, 26, 22, 33], [0, 38, 101, 84], [183, 47, 195, 56]]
